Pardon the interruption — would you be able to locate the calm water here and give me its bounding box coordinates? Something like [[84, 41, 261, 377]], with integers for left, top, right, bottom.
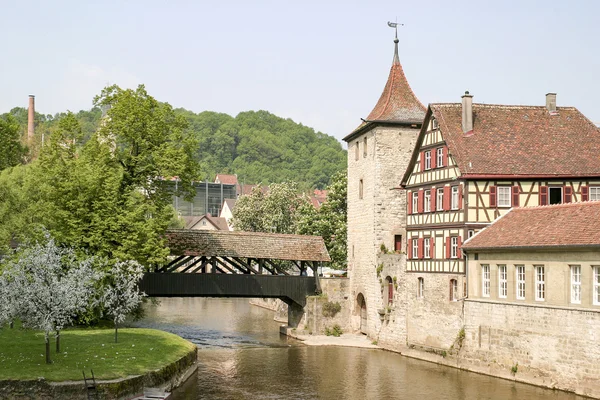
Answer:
[[134, 298, 583, 400]]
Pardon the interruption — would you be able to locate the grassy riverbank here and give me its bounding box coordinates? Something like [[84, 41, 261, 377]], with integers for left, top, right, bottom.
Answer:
[[0, 323, 196, 381]]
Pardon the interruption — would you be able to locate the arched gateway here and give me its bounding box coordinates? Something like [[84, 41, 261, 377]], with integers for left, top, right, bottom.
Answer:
[[356, 293, 367, 334]]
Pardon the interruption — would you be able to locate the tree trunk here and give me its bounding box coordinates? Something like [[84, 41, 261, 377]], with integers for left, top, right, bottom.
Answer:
[[114, 321, 118, 343], [45, 332, 52, 364], [55, 330, 60, 353]]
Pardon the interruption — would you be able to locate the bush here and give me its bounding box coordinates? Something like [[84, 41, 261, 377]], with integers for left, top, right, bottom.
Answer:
[[325, 324, 343, 337], [322, 301, 341, 318]]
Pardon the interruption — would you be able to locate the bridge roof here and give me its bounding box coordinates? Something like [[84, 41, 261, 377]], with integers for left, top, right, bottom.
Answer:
[[166, 230, 331, 262]]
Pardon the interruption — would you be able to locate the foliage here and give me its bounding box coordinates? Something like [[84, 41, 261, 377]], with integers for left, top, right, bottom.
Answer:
[[324, 324, 343, 337], [297, 171, 347, 269], [101, 261, 146, 343], [511, 362, 519, 375], [0, 237, 100, 363], [0, 322, 195, 381], [321, 301, 342, 318], [0, 115, 27, 170], [376, 263, 383, 277]]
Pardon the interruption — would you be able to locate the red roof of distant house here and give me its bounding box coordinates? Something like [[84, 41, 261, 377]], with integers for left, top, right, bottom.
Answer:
[[344, 39, 425, 141], [462, 202, 600, 251], [215, 174, 238, 185], [431, 104, 600, 177]]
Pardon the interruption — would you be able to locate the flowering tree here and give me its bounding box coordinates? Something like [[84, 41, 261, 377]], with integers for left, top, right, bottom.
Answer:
[[2, 238, 100, 363], [0, 273, 17, 328], [101, 260, 145, 343]]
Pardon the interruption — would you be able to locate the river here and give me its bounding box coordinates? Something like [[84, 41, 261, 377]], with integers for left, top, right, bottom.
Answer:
[[134, 297, 583, 400]]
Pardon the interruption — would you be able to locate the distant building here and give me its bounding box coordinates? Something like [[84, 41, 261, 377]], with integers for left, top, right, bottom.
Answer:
[[171, 181, 237, 217], [183, 214, 229, 231], [219, 198, 236, 230]]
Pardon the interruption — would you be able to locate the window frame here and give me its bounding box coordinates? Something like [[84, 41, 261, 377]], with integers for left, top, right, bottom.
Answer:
[[498, 264, 507, 298], [497, 186, 511, 208], [516, 265, 526, 300], [363, 137, 367, 158], [450, 237, 458, 259], [571, 265, 582, 304], [593, 266, 600, 306], [436, 147, 444, 168], [424, 150, 431, 170], [535, 265, 545, 302], [355, 141, 359, 161], [451, 186, 459, 210], [424, 190, 431, 212], [590, 187, 600, 201], [424, 237, 431, 259], [482, 264, 490, 297], [450, 279, 458, 301], [412, 192, 419, 214], [417, 277, 424, 298], [437, 188, 444, 211], [412, 240, 419, 260]]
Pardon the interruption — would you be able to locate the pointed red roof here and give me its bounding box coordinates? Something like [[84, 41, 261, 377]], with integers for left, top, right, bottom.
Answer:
[[344, 38, 425, 142]]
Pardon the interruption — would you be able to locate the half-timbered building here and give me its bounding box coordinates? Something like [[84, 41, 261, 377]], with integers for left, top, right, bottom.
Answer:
[[401, 92, 600, 277]]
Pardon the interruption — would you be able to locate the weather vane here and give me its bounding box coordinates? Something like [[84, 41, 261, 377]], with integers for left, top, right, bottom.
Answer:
[[387, 20, 404, 40]]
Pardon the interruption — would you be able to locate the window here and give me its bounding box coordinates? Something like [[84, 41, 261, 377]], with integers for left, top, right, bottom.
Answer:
[[363, 137, 368, 158], [571, 265, 581, 304], [451, 186, 459, 210], [437, 188, 444, 211], [385, 276, 393, 305], [594, 266, 600, 306], [359, 179, 363, 199], [412, 240, 419, 260], [590, 187, 600, 201], [432, 118, 439, 130], [451, 237, 458, 258], [424, 150, 431, 170], [497, 187, 511, 207], [468, 229, 475, 238], [549, 187, 562, 205], [498, 265, 507, 298], [424, 238, 431, 258], [516, 265, 525, 300], [436, 148, 444, 168], [424, 190, 431, 212], [417, 277, 424, 298], [535, 265, 545, 301], [355, 141, 359, 161], [450, 279, 458, 301], [412, 192, 418, 214], [394, 235, 402, 253], [482, 264, 490, 297]]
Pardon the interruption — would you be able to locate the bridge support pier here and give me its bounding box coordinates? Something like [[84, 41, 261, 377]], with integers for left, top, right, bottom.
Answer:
[[287, 302, 305, 328]]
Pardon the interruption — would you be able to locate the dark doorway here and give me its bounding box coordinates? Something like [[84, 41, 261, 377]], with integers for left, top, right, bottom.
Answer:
[[549, 187, 562, 205], [357, 293, 367, 335]]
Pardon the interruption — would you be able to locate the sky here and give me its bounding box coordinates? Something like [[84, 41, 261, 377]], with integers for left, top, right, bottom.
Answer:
[[2, 0, 599, 144]]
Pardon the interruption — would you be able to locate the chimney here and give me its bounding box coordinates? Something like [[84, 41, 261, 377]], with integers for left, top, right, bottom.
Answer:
[[27, 95, 35, 144], [461, 91, 473, 133], [546, 93, 557, 113]]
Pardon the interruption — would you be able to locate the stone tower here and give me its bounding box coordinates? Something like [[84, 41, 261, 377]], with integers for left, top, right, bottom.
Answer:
[[343, 33, 425, 339]]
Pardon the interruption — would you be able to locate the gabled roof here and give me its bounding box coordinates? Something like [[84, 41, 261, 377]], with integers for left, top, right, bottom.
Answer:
[[215, 174, 238, 185], [166, 229, 331, 262], [343, 38, 425, 142], [184, 214, 229, 231], [222, 198, 236, 211], [462, 201, 600, 251], [402, 103, 600, 185]]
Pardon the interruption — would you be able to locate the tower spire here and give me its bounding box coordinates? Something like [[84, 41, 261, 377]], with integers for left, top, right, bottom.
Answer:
[[388, 21, 403, 64]]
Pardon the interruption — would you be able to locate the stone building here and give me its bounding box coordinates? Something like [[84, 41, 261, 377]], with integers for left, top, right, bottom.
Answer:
[[342, 33, 424, 339]]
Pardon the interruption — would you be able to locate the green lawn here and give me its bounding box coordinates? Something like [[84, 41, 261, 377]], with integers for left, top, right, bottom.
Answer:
[[0, 323, 196, 381]]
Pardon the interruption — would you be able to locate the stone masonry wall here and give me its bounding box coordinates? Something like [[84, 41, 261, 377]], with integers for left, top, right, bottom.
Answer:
[[297, 278, 351, 335], [462, 300, 600, 398]]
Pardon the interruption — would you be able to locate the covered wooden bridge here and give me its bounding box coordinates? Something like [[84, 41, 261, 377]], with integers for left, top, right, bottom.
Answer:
[[139, 230, 331, 309]]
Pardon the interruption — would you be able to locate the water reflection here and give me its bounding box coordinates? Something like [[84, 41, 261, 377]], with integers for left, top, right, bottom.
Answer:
[[134, 298, 583, 400]]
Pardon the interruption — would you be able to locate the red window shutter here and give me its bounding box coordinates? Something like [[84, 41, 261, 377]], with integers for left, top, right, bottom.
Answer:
[[407, 191, 412, 214], [443, 186, 451, 211], [431, 187, 437, 211], [457, 236, 462, 258], [442, 146, 448, 167], [445, 236, 451, 259], [512, 185, 520, 207], [564, 186, 572, 203], [489, 185, 497, 207], [420, 152, 425, 172], [582, 185, 589, 201], [458, 185, 463, 209], [407, 239, 412, 259], [418, 238, 424, 259], [431, 151, 437, 169], [540, 185, 548, 205], [418, 189, 424, 213]]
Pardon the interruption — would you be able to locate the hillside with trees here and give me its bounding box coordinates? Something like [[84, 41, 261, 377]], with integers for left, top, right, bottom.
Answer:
[[2, 105, 346, 189]]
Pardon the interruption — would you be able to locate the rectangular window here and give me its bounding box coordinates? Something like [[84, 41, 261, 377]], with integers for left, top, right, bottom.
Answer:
[[424, 190, 431, 212], [549, 187, 562, 205], [363, 137, 368, 158], [355, 141, 359, 161], [437, 188, 444, 211], [482, 264, 490, 297], [412, 192, 418, 214], [468, 229, 475, 238], [451, 186, 459, 210], [432, 118, 439, 130], [436, 148, 444, 168], [571, 265, 581, 304], [424, 238, 430, 258], [412, 240, 419, 260], [497, 187, 511, 207], [450, 279, 458, 301], [535, 265, 545, 301], [590, 187, 600, 201], [359, 179, 363, 199], [498, 265, 507, 298], [394, 235, 402, 253], [425, 150, 431, 170], [516, 265, 525, 300], [594, 266, 600, 306], [417, 277, 424, 298], [451, 237, 458, 258]]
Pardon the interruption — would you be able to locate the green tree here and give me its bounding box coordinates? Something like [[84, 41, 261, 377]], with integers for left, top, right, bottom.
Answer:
[[0, 115, 27, 170]]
